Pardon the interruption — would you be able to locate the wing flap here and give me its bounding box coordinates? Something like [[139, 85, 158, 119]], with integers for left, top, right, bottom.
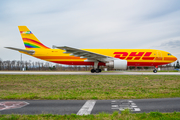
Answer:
[[53, 46, 116, 62]]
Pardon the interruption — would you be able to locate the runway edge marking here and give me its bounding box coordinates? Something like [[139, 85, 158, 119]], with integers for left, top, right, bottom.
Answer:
[[77, 100, 96, 115]]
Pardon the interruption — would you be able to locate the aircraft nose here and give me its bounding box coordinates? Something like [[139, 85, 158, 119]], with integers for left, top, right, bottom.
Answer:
[[173, 56, 177, 61], [164, 56, 177, 62]]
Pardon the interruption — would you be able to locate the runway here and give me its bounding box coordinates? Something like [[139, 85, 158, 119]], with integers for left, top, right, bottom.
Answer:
[[0, 71, 180, 75], [0, 98, 180, 115]]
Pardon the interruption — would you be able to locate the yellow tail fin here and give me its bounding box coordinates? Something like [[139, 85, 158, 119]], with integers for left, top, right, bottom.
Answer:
[[18, 26, 49, 49]]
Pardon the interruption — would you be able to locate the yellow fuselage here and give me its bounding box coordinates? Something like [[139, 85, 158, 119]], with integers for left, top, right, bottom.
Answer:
[[21, 48, 177, 67]]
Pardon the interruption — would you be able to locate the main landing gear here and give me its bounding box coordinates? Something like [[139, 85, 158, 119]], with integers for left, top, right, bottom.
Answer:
[[91, 69, 102, 73], [91, 61, 102, 73], [153, 66, 158, 73]]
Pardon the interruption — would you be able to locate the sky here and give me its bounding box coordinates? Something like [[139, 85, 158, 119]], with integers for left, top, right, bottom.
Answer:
[[0, 0, 180, 64]]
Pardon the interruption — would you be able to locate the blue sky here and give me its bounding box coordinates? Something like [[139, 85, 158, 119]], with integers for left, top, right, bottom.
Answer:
[[0, 0, 180, 63]]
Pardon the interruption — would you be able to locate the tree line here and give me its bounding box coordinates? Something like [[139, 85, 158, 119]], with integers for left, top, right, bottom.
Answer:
[[0, 58, 179, 71], [0, 59, 94, 71]]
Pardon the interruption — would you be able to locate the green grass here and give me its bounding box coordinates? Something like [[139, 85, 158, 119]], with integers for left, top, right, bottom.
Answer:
[[0, 111, 180, 120], [158, 70, 179, 72], [0, 75, 180, 100], [127, 70, 179, 72]]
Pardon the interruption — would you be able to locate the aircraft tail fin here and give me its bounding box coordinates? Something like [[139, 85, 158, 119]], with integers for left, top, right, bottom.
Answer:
[[18, 26, 50, 49]]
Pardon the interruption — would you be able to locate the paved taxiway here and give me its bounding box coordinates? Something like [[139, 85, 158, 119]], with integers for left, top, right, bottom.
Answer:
[[0, 98, 180, 115], [0, 71, 180, 75]]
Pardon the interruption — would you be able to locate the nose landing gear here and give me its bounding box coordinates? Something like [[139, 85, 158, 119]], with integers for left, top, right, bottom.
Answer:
[[153, 69, 157, 73], [153, 66, 158, 73]]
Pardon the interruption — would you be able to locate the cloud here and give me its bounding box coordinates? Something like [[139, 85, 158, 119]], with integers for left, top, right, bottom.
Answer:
[[0, 0, 180, 61], [160, 40, 180, 48]]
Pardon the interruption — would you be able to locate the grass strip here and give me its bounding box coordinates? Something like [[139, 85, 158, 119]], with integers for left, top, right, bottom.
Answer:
[[127, 70, 179, 72], [0, 111, 180, 120], [0, 75, 180, 100]]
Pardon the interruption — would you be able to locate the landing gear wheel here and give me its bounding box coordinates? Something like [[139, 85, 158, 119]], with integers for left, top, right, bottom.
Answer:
[[91, 69, 95, 73], [96, 69, 99, 73], [153, 69, 157, 73], [95, 69, 102, 73]]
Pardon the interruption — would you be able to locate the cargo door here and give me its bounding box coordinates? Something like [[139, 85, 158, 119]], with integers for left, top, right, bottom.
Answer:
[[155, 51, 163, 62]]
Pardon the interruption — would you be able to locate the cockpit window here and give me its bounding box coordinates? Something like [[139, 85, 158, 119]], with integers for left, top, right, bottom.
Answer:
[[168, 53, 172, 56]]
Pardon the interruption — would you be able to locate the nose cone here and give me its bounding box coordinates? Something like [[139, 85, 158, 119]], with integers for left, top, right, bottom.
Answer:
[[171, 56, 177, 62], [164, 56, 177, 62], [173, 56, 178, 62]]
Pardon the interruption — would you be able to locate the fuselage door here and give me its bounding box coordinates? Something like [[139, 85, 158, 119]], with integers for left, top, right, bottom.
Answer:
[[155, 51, 163, 61]]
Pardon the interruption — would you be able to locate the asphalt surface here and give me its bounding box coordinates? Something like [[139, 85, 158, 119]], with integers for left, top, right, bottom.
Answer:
[[0, 98, 180, 115], [0, 71, 180, 75]]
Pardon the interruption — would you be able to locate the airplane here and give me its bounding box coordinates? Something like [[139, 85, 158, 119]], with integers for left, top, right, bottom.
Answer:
[[5, 26, 177, 73]]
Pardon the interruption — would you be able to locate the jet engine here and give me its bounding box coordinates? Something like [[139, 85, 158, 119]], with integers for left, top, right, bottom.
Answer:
[[106, 60, 127, 70]]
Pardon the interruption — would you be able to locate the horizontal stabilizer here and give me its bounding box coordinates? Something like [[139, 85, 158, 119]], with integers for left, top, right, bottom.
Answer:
[[5, 47, 35, 55]]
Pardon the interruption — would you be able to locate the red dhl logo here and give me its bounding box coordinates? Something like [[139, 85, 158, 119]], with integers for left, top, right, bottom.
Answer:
[[114, 52, 155, 60]]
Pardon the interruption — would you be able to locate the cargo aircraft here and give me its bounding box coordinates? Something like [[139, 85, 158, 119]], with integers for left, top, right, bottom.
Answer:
[[5, 26, 177, 73]]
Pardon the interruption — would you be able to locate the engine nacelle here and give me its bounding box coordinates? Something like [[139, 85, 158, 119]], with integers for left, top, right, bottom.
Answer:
[[106, 60, 127, 70]]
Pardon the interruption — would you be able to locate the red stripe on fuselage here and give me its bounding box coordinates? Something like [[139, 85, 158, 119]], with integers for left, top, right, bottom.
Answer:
[[51, 61, 106, 66], [50, 61, 169, 66], [127, 62, 170, 66], [35, 56, 86, 59]]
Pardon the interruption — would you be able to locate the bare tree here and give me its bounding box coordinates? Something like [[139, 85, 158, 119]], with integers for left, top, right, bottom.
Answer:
[[11, 60, 16, 70], [0, 58, 2, 70], [0, 59, 96, 71]]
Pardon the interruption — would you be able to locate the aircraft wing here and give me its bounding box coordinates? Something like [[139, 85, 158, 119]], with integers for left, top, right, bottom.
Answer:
[[53, 46, 117, 62], [5, 47, 35, 55]]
